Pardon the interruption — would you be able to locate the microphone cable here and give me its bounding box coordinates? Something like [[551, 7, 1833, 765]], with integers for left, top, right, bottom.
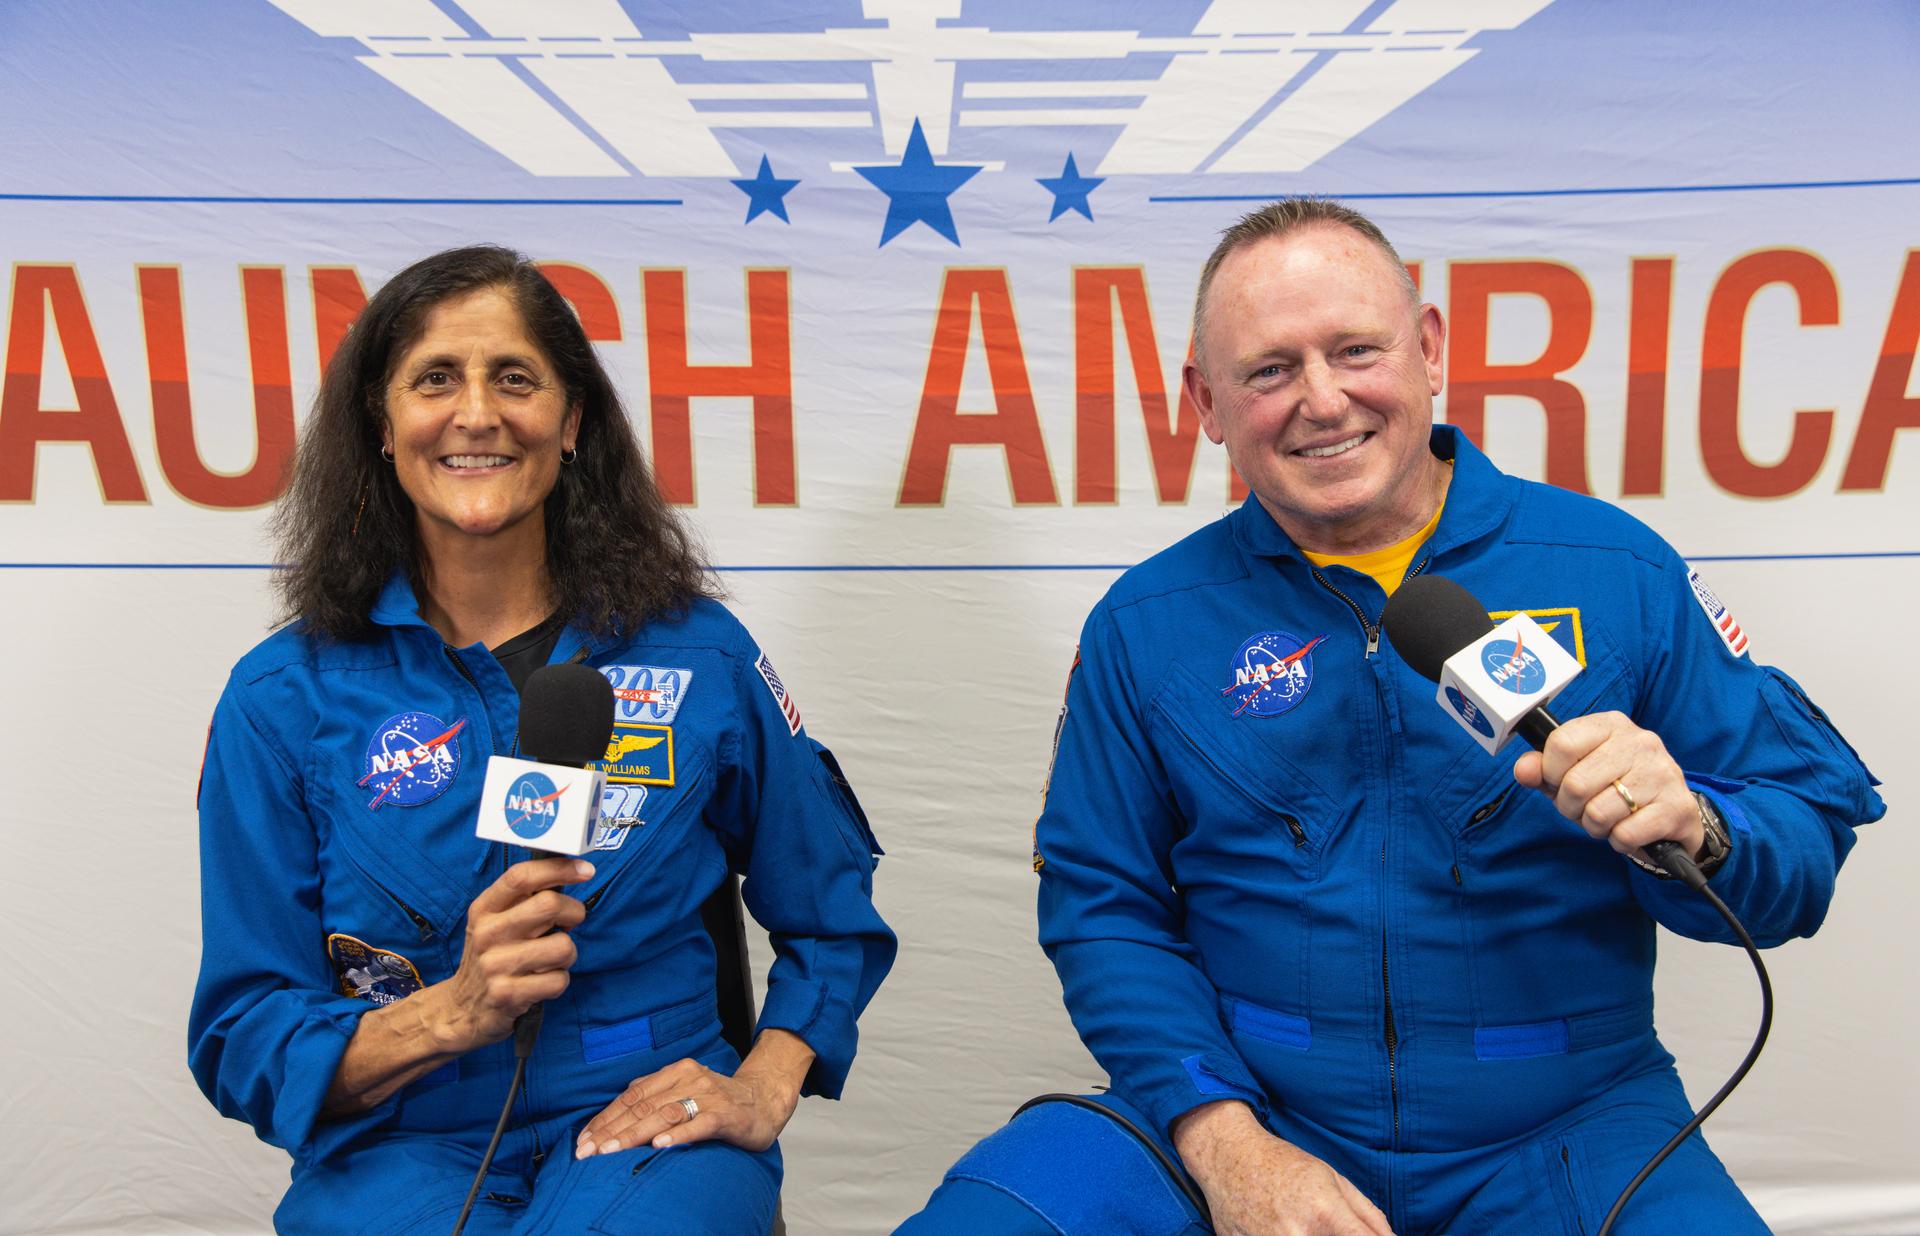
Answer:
[[450, 1007, 542, 1236], [1594, 860, 1772, 1236]]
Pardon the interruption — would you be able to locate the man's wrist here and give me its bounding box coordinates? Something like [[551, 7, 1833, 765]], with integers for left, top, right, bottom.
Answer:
[[1171, 1099, 1260, 1175]]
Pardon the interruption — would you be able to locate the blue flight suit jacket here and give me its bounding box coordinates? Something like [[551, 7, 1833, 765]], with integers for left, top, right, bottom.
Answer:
[[189, 579, 894, 1169], [1035, 426, 1883, 1154]]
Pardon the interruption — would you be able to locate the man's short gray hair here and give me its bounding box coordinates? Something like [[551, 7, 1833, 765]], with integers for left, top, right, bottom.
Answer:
[[1191, 198, 1419, 364]]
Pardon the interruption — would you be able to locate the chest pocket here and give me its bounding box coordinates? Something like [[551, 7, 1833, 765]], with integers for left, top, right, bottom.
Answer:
[[576, 750, 717, 928], [313, 759, 473, 976], [1149, 661, 1340, 878]]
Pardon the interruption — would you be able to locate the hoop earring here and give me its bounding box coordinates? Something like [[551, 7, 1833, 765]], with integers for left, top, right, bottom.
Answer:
[[380, 445, 395, 463], [560, 447, 578, 465]]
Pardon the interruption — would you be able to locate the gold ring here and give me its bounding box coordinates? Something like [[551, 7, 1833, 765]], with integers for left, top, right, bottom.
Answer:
[[1611, 779, 1638, 815]]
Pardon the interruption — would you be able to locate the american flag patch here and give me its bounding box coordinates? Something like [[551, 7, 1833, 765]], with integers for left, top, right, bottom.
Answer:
[[756, 652, 803, 736], [1687, 568, 1749, 658]]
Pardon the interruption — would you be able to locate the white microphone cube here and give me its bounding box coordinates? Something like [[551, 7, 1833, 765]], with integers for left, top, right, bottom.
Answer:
[[474, 756, 609, 856], [1436, 612, 1582, 754]]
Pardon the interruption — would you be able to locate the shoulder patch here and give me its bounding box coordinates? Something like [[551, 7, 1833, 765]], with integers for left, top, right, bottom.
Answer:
[[328, 934, 424, 1005], [756, 652, 803, 736], [601, 664, 693, 725], [1686, 568, 1749, 657], [1035, 647, 1081, 873]]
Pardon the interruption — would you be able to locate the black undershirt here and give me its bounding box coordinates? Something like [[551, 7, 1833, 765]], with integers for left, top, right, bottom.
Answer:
[[489, 614, 564, 696]]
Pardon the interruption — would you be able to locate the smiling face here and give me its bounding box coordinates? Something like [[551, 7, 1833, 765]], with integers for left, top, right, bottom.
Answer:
[[381, 286, 580, 557], [1184, 224, 1448, 554]]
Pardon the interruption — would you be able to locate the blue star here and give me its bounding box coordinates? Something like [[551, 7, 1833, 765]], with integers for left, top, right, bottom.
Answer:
[[731, 154, 800, 224], [853, 119, 982, 247], [1037, 152, 1103, 222]]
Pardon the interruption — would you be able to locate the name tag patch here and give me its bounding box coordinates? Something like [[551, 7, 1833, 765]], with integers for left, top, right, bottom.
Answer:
[[328, 934, 424, 1006], [1486, 607, 1587, 666], [597, 722, 675, 786]]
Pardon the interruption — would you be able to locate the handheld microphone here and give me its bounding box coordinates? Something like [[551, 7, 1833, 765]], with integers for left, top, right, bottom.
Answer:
[[474, 663, 615, 857], [452, 663, 617, 1235], [1380, 574, 1699, 885]]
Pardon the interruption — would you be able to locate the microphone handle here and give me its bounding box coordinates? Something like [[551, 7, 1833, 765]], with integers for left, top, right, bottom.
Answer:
[[513, 1003, 544, 1058], [1516, 705, 1705, 889]]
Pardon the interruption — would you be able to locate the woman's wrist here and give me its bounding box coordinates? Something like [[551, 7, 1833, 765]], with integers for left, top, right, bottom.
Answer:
[[735, 1027, 814, 1107], [322, 992, 466, 1118], [412, 982, 479, 1056]]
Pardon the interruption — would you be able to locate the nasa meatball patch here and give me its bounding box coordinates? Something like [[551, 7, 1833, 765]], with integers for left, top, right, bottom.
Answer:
[[358, 711, 467, 809], [1687, 568, 1749, 657], [328, 934, 425, 1006], [1223, 631, 1327, 718]]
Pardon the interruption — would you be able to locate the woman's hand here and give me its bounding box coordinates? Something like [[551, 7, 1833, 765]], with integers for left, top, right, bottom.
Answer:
[[322, 856, 592, 1115], [575, 1028, 816, 1158], [427, 856, 594, 1053]]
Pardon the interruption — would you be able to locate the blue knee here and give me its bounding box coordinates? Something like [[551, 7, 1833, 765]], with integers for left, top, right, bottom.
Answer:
[[899, 1095, 1206, 1236]]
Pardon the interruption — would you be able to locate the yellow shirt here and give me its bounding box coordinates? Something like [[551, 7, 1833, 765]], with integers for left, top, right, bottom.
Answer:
[[1301, 499, 1445, 596]]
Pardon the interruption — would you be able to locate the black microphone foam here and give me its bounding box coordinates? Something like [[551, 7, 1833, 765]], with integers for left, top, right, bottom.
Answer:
[[1380, 574, 1495, 683], [519, 663, 616, 767]]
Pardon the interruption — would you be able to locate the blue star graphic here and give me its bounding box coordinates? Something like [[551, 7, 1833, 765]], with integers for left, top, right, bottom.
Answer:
[[731, 154, 799, 224], [853, 119, 982, 247], [1037, 152, 1103, 222]]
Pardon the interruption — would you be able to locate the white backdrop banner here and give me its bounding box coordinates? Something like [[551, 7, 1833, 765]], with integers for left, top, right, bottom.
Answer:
[[2, 2, 1915, 1233]]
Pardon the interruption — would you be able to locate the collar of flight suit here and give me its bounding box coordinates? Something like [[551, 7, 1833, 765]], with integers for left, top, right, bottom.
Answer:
[[366, 570, 614, 664]]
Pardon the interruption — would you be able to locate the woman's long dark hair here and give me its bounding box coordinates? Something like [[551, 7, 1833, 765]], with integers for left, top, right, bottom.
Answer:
[[271, 245, 716, 640]]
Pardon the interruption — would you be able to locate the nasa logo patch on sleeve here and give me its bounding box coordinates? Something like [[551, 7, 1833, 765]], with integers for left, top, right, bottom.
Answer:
[[1687, 568, 1750, 657]]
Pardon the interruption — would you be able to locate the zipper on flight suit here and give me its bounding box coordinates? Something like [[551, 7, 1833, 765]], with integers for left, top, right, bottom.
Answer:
[[1307, 555, 1430, 1156], [382, 885, 436, 943], [1308, 559, 1428, 659]]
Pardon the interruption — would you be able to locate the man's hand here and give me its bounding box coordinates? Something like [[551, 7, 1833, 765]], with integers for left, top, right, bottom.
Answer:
[[1173, 1101, 1393, 1236], [575, 1028, 815, 1158], [1512, 710, 1704, 859]]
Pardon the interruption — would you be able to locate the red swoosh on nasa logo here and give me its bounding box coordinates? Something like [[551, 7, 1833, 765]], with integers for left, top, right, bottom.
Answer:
[[506, 782, 570, 830], [1508, 629, 1526, 672], [360, 717, 468, 809], [1277, 635, 1327, 667]]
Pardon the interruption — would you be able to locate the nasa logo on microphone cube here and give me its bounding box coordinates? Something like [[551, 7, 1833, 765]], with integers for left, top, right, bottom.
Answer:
[[474, 758, 608, 855], [1439, 612, 1583, 754]]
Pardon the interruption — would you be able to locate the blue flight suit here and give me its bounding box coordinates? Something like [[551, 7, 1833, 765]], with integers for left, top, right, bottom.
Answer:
[[189, 579, 895, 1234], [900, 427, 1882, 1235]]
